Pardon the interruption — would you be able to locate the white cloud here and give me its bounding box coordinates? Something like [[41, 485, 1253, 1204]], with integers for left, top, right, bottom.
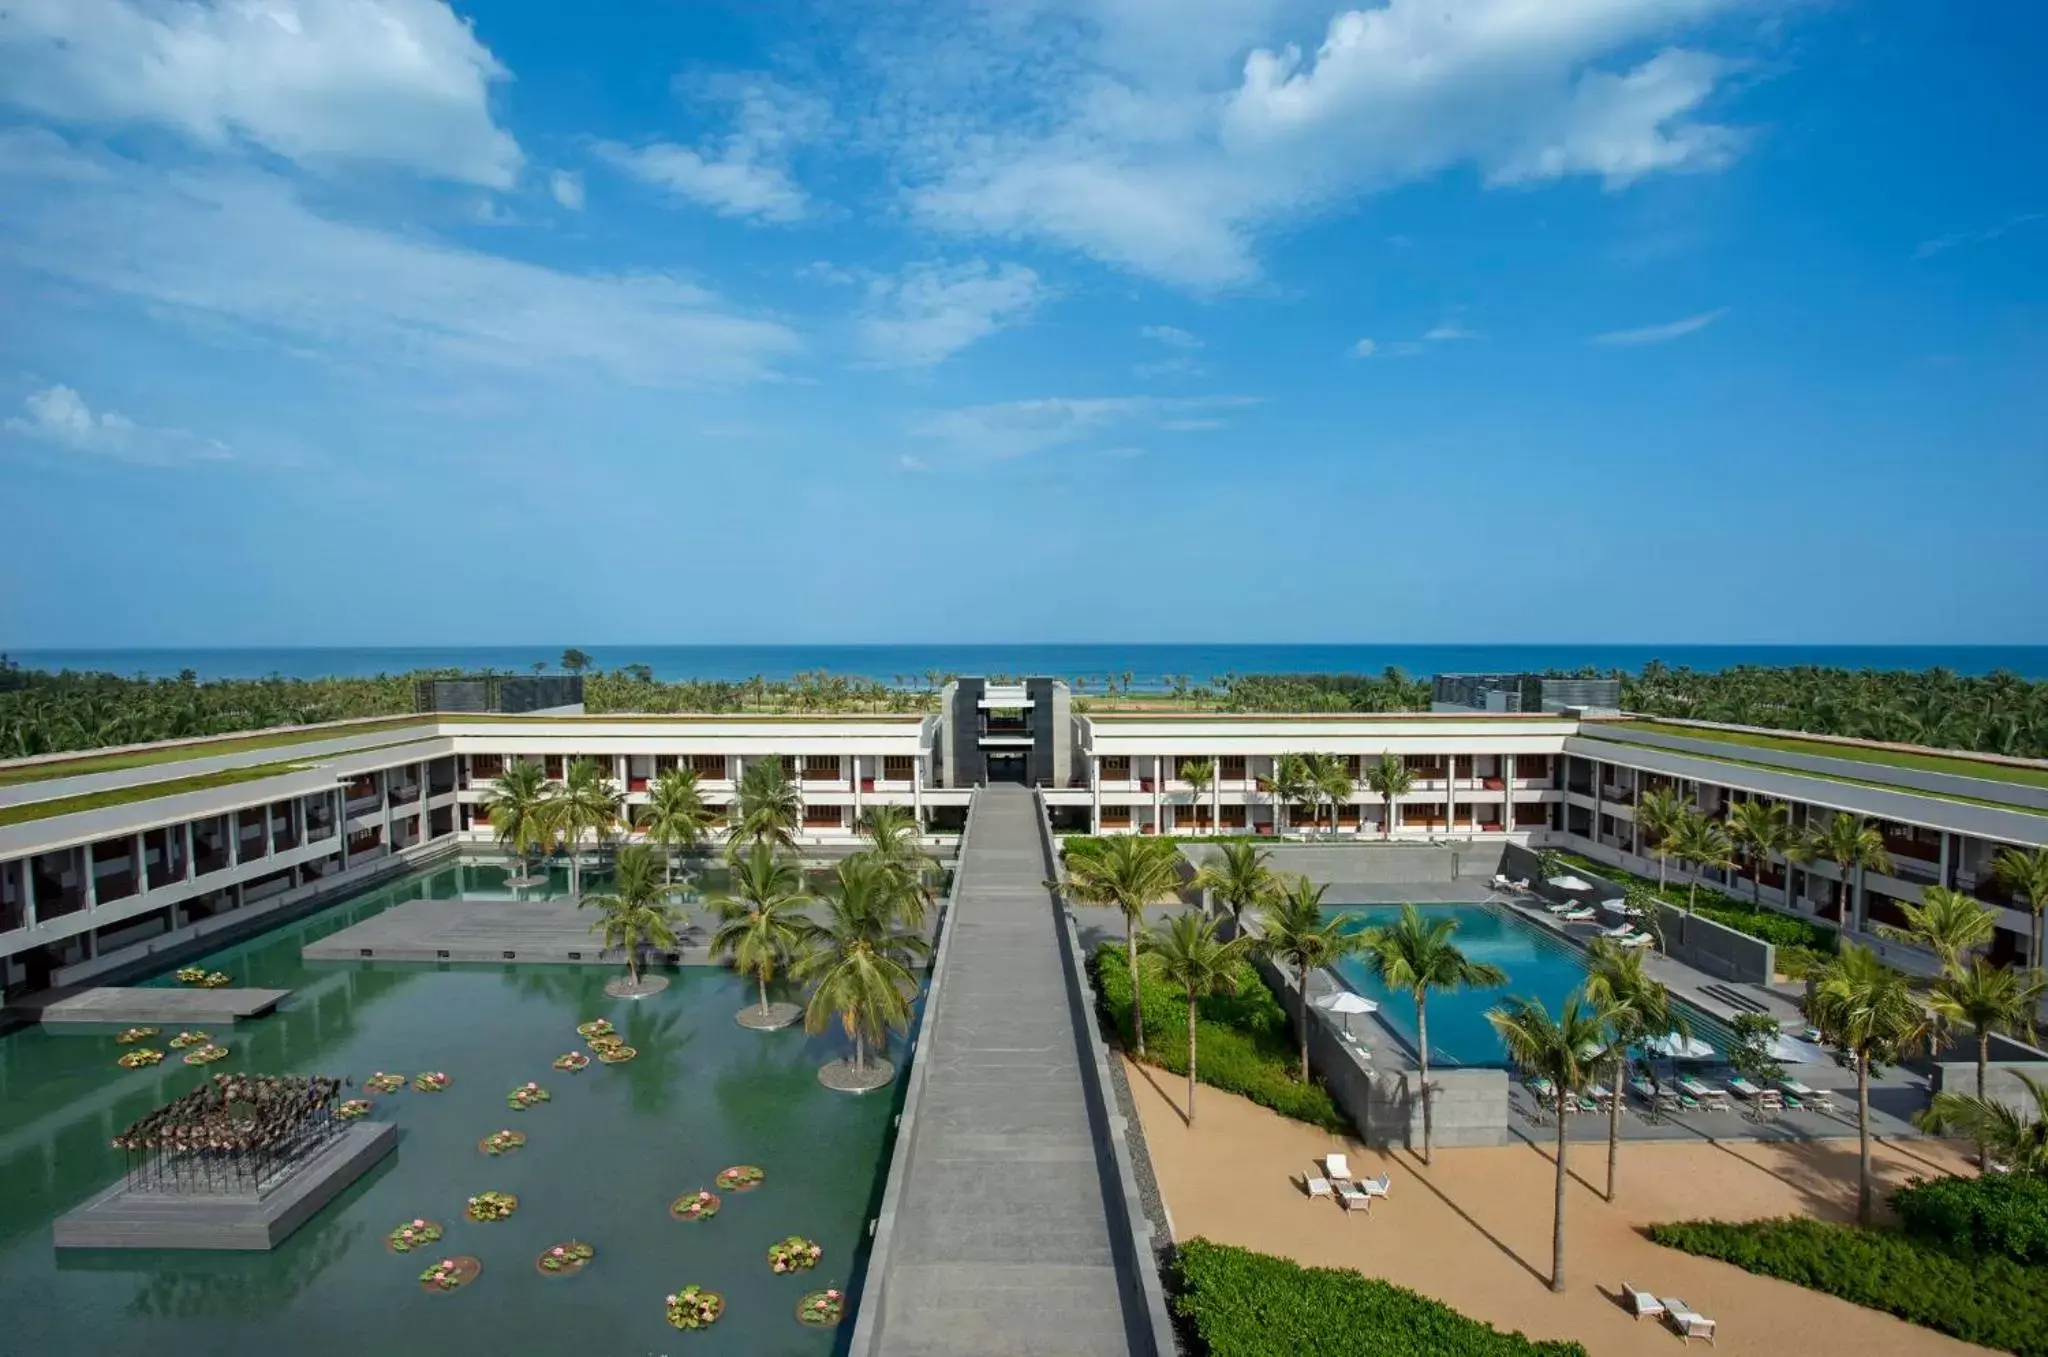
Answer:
[[857, 260, 1045, 368], [0, 0, 521, 187], [1140, 324, 1202, 348], [598, 74, 825, 223], [1349, 337, 1376, 358], [1590, 306, 1728, 346], [1423, 322, 1480, 341], [1134, 355, 1205, 380], [910, 394, 1259, 461], [881, 0, 1746, 286], [0, 148, 800, 387], [550, 171, 585, 211], [1914, 213, 2043, 260], [897, 453, 929, 472], [6, 384, 231, 466]]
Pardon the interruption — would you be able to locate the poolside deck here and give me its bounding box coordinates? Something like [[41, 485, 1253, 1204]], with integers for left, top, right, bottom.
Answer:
[[30, 986, 291, 1025]]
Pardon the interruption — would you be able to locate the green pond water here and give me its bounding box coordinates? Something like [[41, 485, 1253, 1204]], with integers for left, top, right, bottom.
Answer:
[[0, 860, 914, 1357]]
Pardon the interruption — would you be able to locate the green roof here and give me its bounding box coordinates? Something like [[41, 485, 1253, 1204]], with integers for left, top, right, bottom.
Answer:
[[1599, 721, 2048, 791], [0, 761, 317, 828], [0, 718, 436, 788]]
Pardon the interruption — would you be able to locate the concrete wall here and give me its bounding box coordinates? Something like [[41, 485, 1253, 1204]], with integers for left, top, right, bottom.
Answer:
[[1934, 1059, 2048, 1110], [1518, 843, 1778, 984], [1183, 842, 1508, 887]]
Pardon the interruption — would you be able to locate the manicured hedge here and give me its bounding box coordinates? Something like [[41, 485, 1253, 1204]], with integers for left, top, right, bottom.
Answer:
[[1552, 852, 1838, 954], [1092, 944, 1345, 1132], [1172, 1238, 1588, 1357], [1894, 1173, 2048, 1266], [1648, 1216, 2048, 1356]]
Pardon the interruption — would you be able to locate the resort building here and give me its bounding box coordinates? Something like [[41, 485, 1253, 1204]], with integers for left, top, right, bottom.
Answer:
[[4, 678, 2047, 994]]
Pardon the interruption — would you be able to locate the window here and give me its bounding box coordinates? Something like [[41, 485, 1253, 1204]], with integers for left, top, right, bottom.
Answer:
[[804, 806, 845, 828], [1219, 755, 1246, 780], [470, 754, 504, 779], [1100, 757, 1131, 780], [689, 754, 727, 778], [883, 755, 917, 780], [1221, 805, 1247, 828], [1099, 805, 1132, 826], [544, 755, 564, 779], [805, 755, 840, 776], [654, 754, 678, 774]]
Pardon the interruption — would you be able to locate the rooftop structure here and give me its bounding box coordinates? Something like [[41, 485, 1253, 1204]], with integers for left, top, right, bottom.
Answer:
[[1431, 672, 1623, 714]]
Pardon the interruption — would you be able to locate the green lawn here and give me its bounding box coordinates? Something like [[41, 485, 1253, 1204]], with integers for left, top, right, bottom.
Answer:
[[0, 717, 437, 787], [0, 761, 320, 827], [1607, 720, 2048, 790]]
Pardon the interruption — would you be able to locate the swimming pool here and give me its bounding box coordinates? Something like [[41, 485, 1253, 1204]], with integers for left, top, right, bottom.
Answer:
[[1326, 904, 1738, 1069]]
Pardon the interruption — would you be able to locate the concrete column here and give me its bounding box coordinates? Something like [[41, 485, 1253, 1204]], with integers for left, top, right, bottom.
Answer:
[[382, 775, 394, 855], [1938, 832, 1954, 890], [339, 797, 350, 872], [912, 760, 924, 825], [22, 860, 36, 929], [134, 832, 148, 895], [1504, 754, 1517, 835], [1152, 755, 1163, 832], [182, 821, 194, 881], [1213, 751, 1222, 831], [852, 754, 863, 819], [1445, 757, 1458, 838], [1091, 755, 1102, 833], [83, 846, 98, 912]]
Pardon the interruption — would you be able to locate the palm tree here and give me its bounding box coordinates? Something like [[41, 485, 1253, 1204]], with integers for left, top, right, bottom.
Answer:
[[547, 758, 623, 901], [1179, 757, 1214, 833], [1140, 912, 1251, 1125], [1807, 814, 1891, 932], [1307, 753, 1354, 837], [485, 759, 551, 884], [583, 843, 679, 991], [1991, 846, 2048, 971], [1877, 886, 1995, 973], [1364, 752, 1413, 840], [710, 844, 816, 1019], [1806, 943, 1932, 1223], [639, 767, 709, 883], [1922, 959, 2044, 1168], [1726, 800, 1794, 907], [1258, 879, 1366, 1083], [1191, 841, 1278, 935], [1057, 836, 1185, 1057], [795, 879, 929, 1080], [1488, 994, 1614, 1293], [1583, 939, 1687, 1201], [1260, 753, 1312, 835], [1666, 811, 1735, 915], [1360, 904, 1508, 1164], [854, 804, 940, 928], [730, 757, 802, 857], [1635, 788, 1688, 889], [1919, 1072, 2048, 1176]]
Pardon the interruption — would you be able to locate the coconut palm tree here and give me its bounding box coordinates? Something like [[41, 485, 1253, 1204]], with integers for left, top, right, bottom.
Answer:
[[1056, 835, 1185, 1056], [1918, 1073, 2048, 1176], [1991, 846, 2048, 971], [1488, 994, 1614, 1292], [1307, 753, 1355, 837], [1364, 752, 1414, 840], [1806, 943, 1933, 1223], [1191, 841, 1279, 934], [1922, 959, 2045, 1168], [583, 843, 680, 992], [485, 759, 551, 884], [854, 804, 940, 928], [710, 844, 816, 1019], [1139, 912, 1252, 1125], [546, 758, 624, 901], [638, 766, 709, 883], [1726, 799, 1794, 907], [730, 757, 802, 858], [795, 877, 929, 1080], [1178, 757, 1214, 832], [1878, 886, 1996, 974], [1583, 939, 1687, 1201], [1634, 788, 1688, 890], [1360, 904, 1508, 1164], [1666, 811, 1735, 915], [1258, 878, 1367, 1083], [1806, 813, 1891, 932], [1260, 753, 1312, 835]]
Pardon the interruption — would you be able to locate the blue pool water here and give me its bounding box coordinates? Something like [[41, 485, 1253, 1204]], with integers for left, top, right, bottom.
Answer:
[[1327, 905, 1737, 1069]]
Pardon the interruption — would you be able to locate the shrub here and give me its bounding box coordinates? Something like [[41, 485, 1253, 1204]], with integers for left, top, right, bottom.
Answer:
[[1091, 944, 1345, 1132], [1172, 1238, 1586, 1357], [1893, 1173, 2048, 1267], [1552, 852, 1838, 955], [1648, 1216, 2048, 1356]]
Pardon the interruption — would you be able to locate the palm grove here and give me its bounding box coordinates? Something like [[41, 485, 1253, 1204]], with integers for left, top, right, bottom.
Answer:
[[483, 756, 934, 1083]]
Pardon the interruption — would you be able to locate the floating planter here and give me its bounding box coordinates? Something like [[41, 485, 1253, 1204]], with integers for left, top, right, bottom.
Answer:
[[552, 1051, 591, 1072], [665, 1285, 725, 1330], [115, 1027, 160, 1045], [174, 967, 208, 985], [588, 1034, 625, 1054], [596, 1045, 638, 1064], [336, 1099, 373, 1122], [669, 1190, 720, 1222], [715, 1165, 764, 1193], [419, 1256, 481, 1293], [364, 1072, 407, 1095], [385, 1218, 444, 1254], [464, 1190, 518, 1223], [507, 1082, 550, 1111], [413, 1071, 452, 1092], [167, 1031, 210, 1050], [200, 972, 232, 989], [797, 1289, 846, 1327], [768, 1236, 822, 1275], [117, 1048, 164, 1070], [182, 1044, 230, 1066], [576, 1019, 615, 1040], [479, 1130, 526, 1156], [535, 1241, 594, 1277]]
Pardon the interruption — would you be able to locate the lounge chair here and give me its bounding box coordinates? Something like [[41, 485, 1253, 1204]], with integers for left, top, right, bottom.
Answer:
[[1323, 1153, 1352, 1186], [1599, 920, 1636, 938], [1544, 901, 1576, 915], [1622, 1285, 1666, 1321], [1337, 1180, 1372, 1213], [1629, 1077, 1659, 1104], [1677, 1076, 1711, 1099], [1305, 1171, 1333, 1202], [1358, 1171, 1392, 1199], [1618, 931, 1655, 948], [1664, 1299, 1717, 1345], [1558, 906, 1596, 922], [1492, 873, 1512, 889], [1727, 1075, 1763, 1099]]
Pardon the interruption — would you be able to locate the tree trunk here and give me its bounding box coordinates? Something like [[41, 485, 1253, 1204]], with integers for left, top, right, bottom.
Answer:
[[569, 840, 581, 901], [855, 1028, 867, 1074], [1384, 795, 1394, 840], [1856, 1050, 1873, 1226], [1550, 1102, 1569, 1292], [1606, 1058, 1625, 1202], [758, 972, 771, 1017], [1417, 994, 1433, 1166], [1297, 959, 1312, 1083], [1187, 997, 1199, 1126], [1976, 1027, 1990, 1172], [1752, 858, 1763, 909], [1128, 921, 1145, 1057], [1657, 853, 1667, 891], [626, 938, 639, 989], [2034, 907, 2044, 973]]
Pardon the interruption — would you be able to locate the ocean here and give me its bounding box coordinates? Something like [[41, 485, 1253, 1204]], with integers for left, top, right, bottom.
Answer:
[[7, 643, 2048, 684]]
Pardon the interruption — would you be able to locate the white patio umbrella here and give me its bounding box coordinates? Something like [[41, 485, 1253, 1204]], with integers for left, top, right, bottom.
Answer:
[[1645, 1031, 1714, 1060], [1314, 990, 1380, 1036], [1768, 1034, 1830, 1065], [1547, 874, 1594, 892]]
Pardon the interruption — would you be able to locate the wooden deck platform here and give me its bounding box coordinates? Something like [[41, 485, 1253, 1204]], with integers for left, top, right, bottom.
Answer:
[[35, 986, 292, 1025]]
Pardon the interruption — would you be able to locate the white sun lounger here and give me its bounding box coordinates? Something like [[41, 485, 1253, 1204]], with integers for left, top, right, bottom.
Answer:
[[1323, 1153, 1351, 1185], [1558, 906, 1596, 922], [1599, 920, 1636, 938], [1618, 931, 1655, 948], [1727, 1075, 1764, 1099], [1664, 1299, 1717, 1344], [1622, 1285, 1665, 1320], [1358, 1171, 1391, 1199], [1305, 1170, 1333, 1201]]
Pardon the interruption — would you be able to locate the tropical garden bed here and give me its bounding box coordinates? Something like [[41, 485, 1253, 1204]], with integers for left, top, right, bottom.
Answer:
[[1548, 850, 1838, 974]]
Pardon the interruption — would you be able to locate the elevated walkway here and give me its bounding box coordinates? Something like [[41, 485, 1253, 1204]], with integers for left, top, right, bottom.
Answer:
[[858, 784, 1159, 1356]]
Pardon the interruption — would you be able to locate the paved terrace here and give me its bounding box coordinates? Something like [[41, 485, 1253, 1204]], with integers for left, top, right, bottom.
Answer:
[[867, 785, 1145, 1357]]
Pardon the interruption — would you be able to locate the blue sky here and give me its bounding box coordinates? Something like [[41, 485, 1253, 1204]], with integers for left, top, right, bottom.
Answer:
[[0, 0, 2042, 648]]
